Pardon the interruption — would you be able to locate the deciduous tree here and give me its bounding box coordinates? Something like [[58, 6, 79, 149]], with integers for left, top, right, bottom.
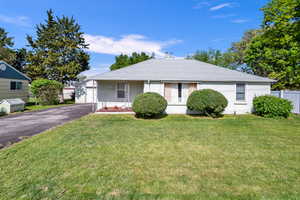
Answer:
[[245, 0, 300, 89], [110, 52, 153, 71]]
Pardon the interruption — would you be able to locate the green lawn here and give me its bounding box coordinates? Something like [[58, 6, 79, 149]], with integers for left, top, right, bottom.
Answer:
[[0, 114, 300, 200], [25, 99, 74, 112]]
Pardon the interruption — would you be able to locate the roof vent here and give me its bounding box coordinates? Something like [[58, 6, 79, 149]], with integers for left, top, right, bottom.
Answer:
[[0, 63, 6, 71]]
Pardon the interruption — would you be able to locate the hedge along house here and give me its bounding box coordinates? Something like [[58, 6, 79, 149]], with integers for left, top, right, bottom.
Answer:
[[0, 61, 31, 102], [89, 58, 275, 114]]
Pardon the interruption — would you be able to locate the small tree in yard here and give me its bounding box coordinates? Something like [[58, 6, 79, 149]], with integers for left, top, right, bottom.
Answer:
[[31, 79, 63, 105]]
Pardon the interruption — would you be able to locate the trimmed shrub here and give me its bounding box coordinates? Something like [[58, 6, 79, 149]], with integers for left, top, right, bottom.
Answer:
[[187, 89, 228, 118], [132, 92, 167, 118], [253, 95, 293, 118], [31, 79, 63, 105]]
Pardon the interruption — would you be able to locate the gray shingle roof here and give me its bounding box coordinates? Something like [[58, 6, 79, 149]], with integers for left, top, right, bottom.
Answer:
[[90, 59, 275, 83]]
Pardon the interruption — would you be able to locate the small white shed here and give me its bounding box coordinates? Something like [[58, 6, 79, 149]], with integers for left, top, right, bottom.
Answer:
[[0, 98, 25, 114], [75, 80, 97, 104]]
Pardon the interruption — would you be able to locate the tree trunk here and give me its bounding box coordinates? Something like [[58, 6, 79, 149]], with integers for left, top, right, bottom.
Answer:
[[59, 88, 64, 103]]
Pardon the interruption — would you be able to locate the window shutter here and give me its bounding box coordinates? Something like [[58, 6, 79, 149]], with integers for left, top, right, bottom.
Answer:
[[188, 83, 197, 95], [164, 83, 172, 102]]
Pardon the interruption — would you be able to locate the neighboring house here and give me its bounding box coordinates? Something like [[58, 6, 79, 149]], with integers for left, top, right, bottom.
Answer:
[[88, 58, 275, 114], [75, 79, 97, 103], [0, 61, 31, 102], [63, 86, 75, 100]]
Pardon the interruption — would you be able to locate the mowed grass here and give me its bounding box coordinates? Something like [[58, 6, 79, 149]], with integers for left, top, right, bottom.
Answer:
[[25, 99, 75, 112], [0, 114, 300, 200]]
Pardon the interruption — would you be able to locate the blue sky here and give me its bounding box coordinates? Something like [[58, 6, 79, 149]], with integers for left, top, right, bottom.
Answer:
[[0, 0, 268, 76]]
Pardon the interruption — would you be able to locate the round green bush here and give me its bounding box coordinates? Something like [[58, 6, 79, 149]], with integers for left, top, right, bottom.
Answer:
[[31, 79, 63, 105], [187, 89, 228, 118], [253, 95, 293, 118], [132, 92, 167, 118]]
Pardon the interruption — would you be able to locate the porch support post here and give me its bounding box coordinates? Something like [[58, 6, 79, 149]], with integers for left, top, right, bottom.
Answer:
[[127, 82, 130, 107]]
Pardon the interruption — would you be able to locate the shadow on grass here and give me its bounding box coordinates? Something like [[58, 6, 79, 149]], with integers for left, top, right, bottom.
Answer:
[[134, 113, 168, 120]]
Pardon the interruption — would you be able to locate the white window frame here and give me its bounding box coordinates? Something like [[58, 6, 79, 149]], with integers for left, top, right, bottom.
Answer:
[[236, 83, 246, 101], [116, 82, 127, 99]]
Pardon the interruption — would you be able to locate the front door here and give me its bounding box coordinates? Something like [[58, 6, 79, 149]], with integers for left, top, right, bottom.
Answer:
[[164, 83, 197, 104]]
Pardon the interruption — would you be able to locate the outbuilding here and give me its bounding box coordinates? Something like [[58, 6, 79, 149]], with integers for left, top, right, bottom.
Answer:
[[0, 98, 25, 114]]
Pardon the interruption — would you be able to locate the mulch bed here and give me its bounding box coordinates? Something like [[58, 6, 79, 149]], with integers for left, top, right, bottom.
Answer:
[[97, 107, 132, 112]]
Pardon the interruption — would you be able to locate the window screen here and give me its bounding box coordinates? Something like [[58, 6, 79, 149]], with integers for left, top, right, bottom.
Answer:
[[236, 83, 245, 101], [117, 83, 126, 98]]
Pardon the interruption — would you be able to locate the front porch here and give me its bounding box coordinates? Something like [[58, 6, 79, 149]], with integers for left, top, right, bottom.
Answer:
[[96, 80, 144, 112]]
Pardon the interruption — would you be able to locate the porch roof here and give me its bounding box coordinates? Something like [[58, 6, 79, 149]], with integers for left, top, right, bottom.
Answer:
[[89, 59, 275, 83]]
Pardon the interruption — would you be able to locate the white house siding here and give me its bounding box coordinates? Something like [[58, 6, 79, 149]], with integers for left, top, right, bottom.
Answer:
[[97, 80, 144, 109], [75, 80, 97, 103], [143, 81, 271, 114], [198, 82, 271, 114], [0, 78, 29, 102]]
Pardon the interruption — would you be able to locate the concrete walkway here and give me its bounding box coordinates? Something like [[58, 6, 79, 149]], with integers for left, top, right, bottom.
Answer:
[[0, 104, 92, 148]]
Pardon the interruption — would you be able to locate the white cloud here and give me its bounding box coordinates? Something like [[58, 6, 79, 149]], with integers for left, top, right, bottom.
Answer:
[[0, 14, 31, 27], [211, 14, 236, 19], [84, 34, 182, 57], [210, 3, 232, 11], [231, 19, 249, 23], [193, 1, 211, 9]]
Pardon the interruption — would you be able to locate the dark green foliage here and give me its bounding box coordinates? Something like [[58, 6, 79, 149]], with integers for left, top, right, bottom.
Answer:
[[253, 95, 293, 118], [187, 49, 239, 70], [10, 48, 27, 73], [229, 29, 262, 73], [0, 27, 16, 66], [187, 89, 228, 118], [132, 92, 167, 118], [31, 79, 63, 105], [26, 10, 90, 83], [0, 28, 28, 72], [110, 52, 153, 71]]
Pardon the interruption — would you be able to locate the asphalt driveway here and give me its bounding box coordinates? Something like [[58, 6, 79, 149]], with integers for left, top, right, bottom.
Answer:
[[0, 104, 93, 148]]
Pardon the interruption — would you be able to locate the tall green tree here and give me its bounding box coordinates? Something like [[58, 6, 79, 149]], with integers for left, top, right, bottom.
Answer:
[[10, 48, 27, 73], [229, 29, 261, 65], [110, 52, 152, 71], [188, 49, 239, 70], [0, 27, 15, 64], [245, 0, 300, 89], [26, 10, 90, 83]]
